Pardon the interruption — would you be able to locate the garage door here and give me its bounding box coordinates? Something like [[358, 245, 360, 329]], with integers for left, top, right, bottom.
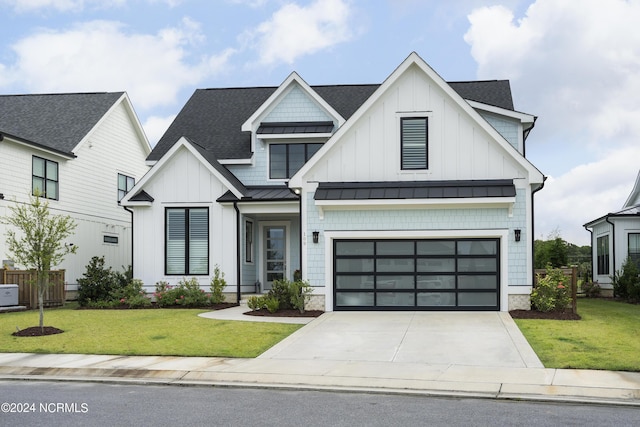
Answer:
[[333, 238, 500, 311]]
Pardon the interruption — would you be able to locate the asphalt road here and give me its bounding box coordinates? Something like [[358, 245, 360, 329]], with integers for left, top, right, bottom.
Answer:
[[0, 380, 638, 426]]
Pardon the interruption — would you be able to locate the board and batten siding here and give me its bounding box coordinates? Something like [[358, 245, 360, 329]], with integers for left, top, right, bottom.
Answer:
[[303, 64, 526, 184], [131, 146, 238, 291]]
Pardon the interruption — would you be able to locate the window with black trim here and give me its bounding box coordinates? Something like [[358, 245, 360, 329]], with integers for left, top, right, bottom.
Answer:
[[629, 233, 640, 268], [118, 173, 135, 202], [597, 235, 610, 275], [245, 220, 254, 263], [104, 235, 119, 244], [32, 156, 59, 199], [269, 143, 322, 179], [165, 207, 209, 275], [401, 117, 428, 170]]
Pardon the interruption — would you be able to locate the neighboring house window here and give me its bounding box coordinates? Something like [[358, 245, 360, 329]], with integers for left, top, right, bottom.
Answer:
[[597, 235, 610, 275], [118, 173, 135, 202], [269, 143, 323, 179], [104, 235, 118, 244], [165, 208, 209, 275], [245, 220, 253, 263], [629, 233, 640, 268], [401, 117, 428, 170], [32, 156, 59, 199]]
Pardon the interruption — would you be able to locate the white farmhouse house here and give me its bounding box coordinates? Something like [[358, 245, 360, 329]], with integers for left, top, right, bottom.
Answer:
[[122, 52, 545, 311], [584, 169, 640, 294], [0, 92, 151, 293]]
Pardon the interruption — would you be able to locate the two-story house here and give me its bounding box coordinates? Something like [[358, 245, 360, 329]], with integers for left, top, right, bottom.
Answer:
[[121, 52, 545, 311], [0, 92, 151, 293]]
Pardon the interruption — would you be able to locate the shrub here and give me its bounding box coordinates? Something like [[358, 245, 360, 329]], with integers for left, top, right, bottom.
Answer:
[[77, 256, 118, 306], [247, 295, 265, 311], [154, 277, 210, 307], [210, 265, 227, 304], [111, 279, 151, 308], [263, 296, 280, 313], [612, 257, 640, 303], [531, 266, 571, 312], [581, 281, 601, 298], [268, 279, 294, 310], [289, 280, 313, 313]]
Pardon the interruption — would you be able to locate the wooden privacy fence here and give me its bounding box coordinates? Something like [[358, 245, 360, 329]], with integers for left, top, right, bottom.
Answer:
[[534, 266, 578, 314], [0, 269, 66, 309]]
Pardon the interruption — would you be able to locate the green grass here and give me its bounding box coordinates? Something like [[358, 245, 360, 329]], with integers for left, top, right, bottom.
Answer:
[[0, 304, 302, 358], [514, 298, 640, 371]]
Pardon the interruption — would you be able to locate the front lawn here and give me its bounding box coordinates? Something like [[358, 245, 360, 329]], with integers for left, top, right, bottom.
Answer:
[[514, 298, 640, 371], [0, 305, 301, 358]]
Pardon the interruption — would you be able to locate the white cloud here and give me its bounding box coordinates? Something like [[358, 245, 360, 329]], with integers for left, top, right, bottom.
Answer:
[[245, 0, 354, 65], [4, 19, 235, 110], [535, 147, 640, 245], [464, 0, 640, 244], [465, 0, 640, 148], [143, 114, 176, 147]]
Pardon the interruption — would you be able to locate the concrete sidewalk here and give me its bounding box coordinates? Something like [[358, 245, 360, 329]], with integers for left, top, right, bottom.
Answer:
[[1, 308, 639, 406]]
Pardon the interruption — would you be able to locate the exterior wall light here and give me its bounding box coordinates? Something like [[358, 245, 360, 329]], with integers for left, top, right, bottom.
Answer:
[[312, 231, 319, 244], [514, 229, 521, 242]]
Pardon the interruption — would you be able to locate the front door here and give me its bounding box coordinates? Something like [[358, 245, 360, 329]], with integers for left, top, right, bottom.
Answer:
[[263, 225, 286, 291]]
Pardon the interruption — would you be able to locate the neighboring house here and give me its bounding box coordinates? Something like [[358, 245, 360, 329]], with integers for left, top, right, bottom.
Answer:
[[121, 52, 544, 311], [0, 92, 151, 292], [584, 170, 640, 293]]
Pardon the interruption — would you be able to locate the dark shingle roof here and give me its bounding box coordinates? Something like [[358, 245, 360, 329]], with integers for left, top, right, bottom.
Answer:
[[150, 80, 514, 163], [0, 92, 124, 155], [314, 180, 516, 201], [448, 80, 513, 110]]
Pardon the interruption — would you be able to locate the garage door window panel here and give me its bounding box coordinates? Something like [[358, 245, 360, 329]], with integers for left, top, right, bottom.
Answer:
[[334, 238, 500, 310]]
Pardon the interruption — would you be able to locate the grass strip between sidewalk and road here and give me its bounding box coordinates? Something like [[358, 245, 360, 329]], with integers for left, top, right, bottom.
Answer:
[[0, 305, 302, 358], [514, 298, 640, 372]]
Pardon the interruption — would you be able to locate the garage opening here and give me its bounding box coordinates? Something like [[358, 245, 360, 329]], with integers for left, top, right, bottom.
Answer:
[[333, 238, 500, 311]]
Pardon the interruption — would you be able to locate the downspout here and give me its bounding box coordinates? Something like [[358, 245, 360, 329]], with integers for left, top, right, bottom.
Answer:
[[605, 215, 615, 277], [531, 177, 547, 285], [298, 190, 302, 278], [522, 116, 537, 157], [123, 206, 134, 274], [234, 201, 241, 304], [583, 224, 593, 282]]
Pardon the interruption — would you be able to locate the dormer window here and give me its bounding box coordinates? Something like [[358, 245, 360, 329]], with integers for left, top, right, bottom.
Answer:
[[269, 143, 322, 179]]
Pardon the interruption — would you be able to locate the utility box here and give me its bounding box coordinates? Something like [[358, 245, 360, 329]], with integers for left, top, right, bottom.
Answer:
[[0, 284, 19, 307]]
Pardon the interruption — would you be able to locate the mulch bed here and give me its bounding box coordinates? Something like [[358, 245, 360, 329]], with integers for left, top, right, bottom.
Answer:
[[509, 309, 581, 320], [75, 303, 239, 310], [13, 326, 64, 337], [244, 309, 324, 318]]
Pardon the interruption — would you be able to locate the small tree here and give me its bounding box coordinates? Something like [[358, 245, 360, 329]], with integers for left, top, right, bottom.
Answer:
[[1, 194, 77, 332]]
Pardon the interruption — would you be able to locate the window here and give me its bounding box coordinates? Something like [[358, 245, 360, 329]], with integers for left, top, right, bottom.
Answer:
[[104, 235, 119, 244], [118, 173, 135, 202], [629, 233, 640, 268], [32, 156, 59, 199], [401, 117, 428, 170], [269, 143, 323, 179], [165, 208, 209, 275], [597, 235, 609, 275], [245, 220, 254, 263]]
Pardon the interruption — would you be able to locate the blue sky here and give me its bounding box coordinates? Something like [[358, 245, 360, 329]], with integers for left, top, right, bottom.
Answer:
[[2, 0, 639, 246]]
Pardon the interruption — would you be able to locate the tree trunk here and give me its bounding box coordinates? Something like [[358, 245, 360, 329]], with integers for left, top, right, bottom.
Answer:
[[38, 271, 46, 333]]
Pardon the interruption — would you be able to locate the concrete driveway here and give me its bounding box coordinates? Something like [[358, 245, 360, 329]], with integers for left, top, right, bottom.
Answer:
[[259, 311, 543, 369]]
